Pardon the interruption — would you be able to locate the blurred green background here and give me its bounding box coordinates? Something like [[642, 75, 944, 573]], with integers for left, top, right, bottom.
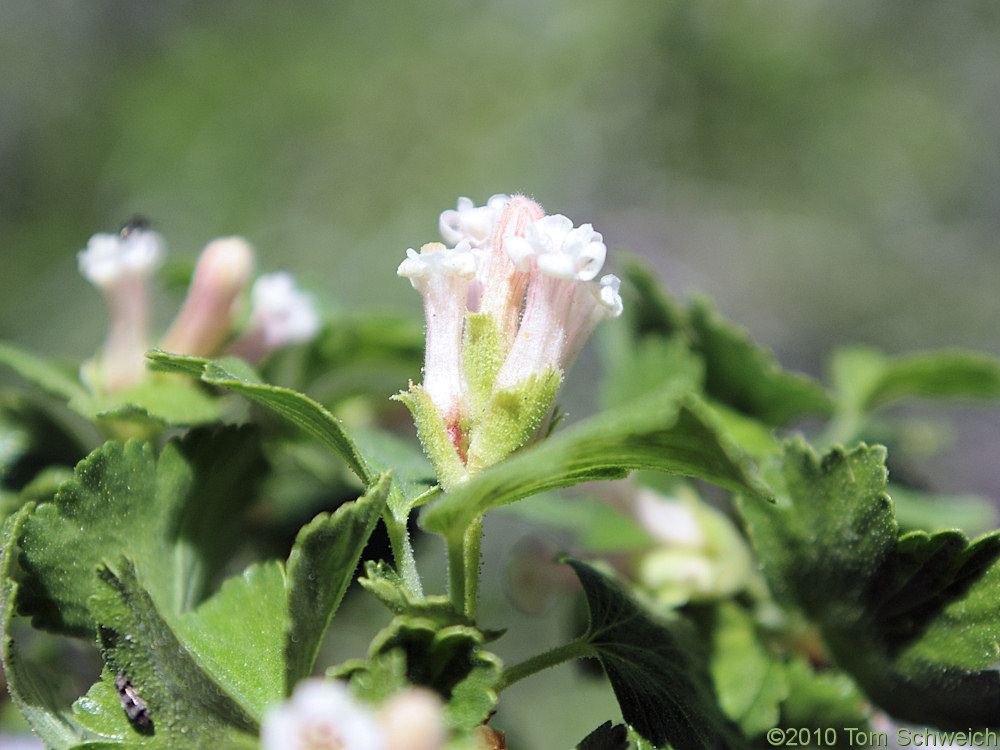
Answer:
[[3, 0, 1000, 745]]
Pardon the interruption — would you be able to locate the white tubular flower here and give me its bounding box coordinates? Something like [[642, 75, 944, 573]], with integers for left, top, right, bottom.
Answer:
[[438, 194, 509, 248], [398, 241, 478, 424], [77, 225, 166, 393], [379, 688, 446, 750], [504, 214, 606, 282], [227, 272, 320, 362], [261, 680, 384, 750], [494, 217, 613, 389], [159, 236, 254, 357]]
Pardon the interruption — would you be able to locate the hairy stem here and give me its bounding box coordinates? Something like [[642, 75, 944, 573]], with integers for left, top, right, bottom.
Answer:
[[496, 636, 596, 692]]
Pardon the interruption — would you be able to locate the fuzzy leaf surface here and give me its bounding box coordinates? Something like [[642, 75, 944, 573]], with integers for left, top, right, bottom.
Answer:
[[739, 440, 1000, 729], [15, 427, 264, 638], [284, 473, 391, 687], [74, 561, 259, 748]]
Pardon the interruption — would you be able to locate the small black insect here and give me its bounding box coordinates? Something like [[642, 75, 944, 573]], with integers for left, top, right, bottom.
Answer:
[[115, 670, 152, 730], [119, 215, 152, 239]]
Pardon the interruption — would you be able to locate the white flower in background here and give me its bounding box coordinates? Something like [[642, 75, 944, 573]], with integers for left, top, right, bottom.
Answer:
[[227, 271, 320, 362], [397, 194, 622, 486], [634, 487, 756, 607], [159, 236, 255, 357], [379, 688, 446, 750], [78, 222, 165, 392], [261, 679, 384, 750]]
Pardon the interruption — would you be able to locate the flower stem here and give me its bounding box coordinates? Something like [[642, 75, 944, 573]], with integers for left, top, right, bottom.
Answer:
[[384, 499, 422, 597], [462, 517, 483, 618], [496, 636, 596, 692]]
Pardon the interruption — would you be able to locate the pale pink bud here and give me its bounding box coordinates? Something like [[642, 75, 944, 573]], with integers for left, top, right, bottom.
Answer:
[[159, 237, 254, 357], [379, 688, 446, 750], [77, 226, 165, 392], [476, 195, 545, 350]]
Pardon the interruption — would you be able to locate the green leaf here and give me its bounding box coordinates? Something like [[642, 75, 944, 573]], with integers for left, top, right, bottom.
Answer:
[[778, 657, 869, 735], [0, 341, 91, 407], [831, 346, 1000, 414], [739, 440, 1000, 729], [422, 385, 769, 542], [576, 721, 630, 750], [1, 507, 86, 749], [16, 427, 264, 638], [565, 557, 750, 750], [285, 473, 391, 688], [171, 561, 287, 720], [708, 603, 787, 737], [147, 349, 371, 483], [687, 296, 833, 426], [78, 560, 259, 748], [88, 374, 225, 426]]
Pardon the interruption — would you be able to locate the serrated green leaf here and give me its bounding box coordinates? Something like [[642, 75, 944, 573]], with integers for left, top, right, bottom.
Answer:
[[708, 603, 788, 737], [171, 561, 287, 721], [422, 386, 769, 542], [285, 473, 391, 688], [1, 507, 87, 749], [565, 557, 750, 750], [15, 427, 264, 638], [602, 335, 704, 412], [147, 349, 371, 483], [687, 296, 833, 426], [739, 440, 1000, 729], [831, 346, 1000, 414], [80, 561, 259, 748]]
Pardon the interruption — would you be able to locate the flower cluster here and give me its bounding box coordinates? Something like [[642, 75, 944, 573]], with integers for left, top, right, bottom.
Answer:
[[398, 195, 622, 487], [77, 220, 319, 394], [260, 680, 448, 750]]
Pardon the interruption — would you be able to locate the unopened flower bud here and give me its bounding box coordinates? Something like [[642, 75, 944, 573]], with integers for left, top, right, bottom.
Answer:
[[159, 236, 254, 357], [261, 679, 384, 750], [379, 688, 446, 750]]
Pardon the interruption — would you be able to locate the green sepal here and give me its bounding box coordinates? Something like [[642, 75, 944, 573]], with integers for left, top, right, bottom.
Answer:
[[341, 614, 503, 732], [392, 384, 467, 491], [465, 366, 562, 473], [462, 312, 506, 416]]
